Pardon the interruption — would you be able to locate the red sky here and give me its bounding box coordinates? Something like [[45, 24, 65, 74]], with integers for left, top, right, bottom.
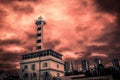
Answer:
[[0, 0, 120, 71]]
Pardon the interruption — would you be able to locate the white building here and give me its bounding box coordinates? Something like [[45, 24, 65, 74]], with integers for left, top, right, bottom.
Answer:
[[20, 16, 64, 80], [20, 49, 64, 80]]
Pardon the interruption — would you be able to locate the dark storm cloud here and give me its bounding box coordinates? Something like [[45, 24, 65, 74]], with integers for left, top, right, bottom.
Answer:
[[27, 33, 36, 39], [76, 39, 84, 45], [0, 47, 23, 62], [0, 52, 21, 62], [87, 45, 109, 53], [95, 31, 120, 44], [109, 52, 120, 59], [93, 27, 120, 54], [23, 44, 35, 50], [18, 0, 39, 2], [0, 9, 7, 20], [57, 47, 72, 53], [0, 9, 8, 28], [94, 0, 120, 39], [75, 51, 91, 56], [12, 4, 34, 14], [82, 0, 120, 62], [0, 0, 39, 15], [22, 33, 36, 50], [0, 49, 22, 70], [81, 1, 88, 7], [0, 62, 17, 70], [0, 48, 4, 52], [0, 39, 21, 46], [94, 0, 120, 25], [85, 30, 120, 65], [0, 0, 15, 4], [0, 0, 40, 4], [94, 0, 120, 13], [75, 26, 88, 33], [44, 39, 61, 49]]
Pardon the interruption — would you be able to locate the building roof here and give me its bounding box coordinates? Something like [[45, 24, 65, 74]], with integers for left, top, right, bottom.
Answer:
[[22, 49, 62, 60]]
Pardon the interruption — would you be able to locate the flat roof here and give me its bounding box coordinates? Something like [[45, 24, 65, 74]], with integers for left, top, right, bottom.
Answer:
[[22, 49, 62, 56], [21, 49, 63, 60]]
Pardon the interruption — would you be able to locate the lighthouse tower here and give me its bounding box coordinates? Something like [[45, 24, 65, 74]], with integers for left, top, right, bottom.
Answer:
[[20, 16, 64, 80], [35, 16, 46, 51]]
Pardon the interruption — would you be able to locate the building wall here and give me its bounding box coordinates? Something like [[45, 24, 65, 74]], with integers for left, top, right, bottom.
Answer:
[[50, 70, 64, 77], [20, 55, 64, 80], [21, 56, 64, 64], [20, 56, 64, 70], [20, 61, 40, 80], [49, 60, 64, 71]]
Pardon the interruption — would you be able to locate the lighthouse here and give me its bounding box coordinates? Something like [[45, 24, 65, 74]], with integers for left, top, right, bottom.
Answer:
[[35, 16, 46, 51], [20, 16, 64, 80]]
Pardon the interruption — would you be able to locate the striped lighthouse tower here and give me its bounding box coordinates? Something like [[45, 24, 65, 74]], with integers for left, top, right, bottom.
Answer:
[[35, 16, 46, 51]]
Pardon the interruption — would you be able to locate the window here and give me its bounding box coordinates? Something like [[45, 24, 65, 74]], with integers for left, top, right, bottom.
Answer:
[[44, 72, 48, 75], [46, 52, 49, 56], [22, 56, 25, 60], [57, 73, 60, 77], [31, 55, 33, 58], [43, 63, 48, 67], [37, 33, 41, 36], [57, 64, 59, 68], [33, 54, 37, 58], [33, 73, 36, 77], [24, 65, 28, 69], [37, 39, 41, 43], [31, 64, 35, 70], [22, 69, 25, 72], [24, 73, 28, 78], [27, 55, 31, 59], [24, 56, 26, 59], [37, 46, 41, 50], [37, 27, 41, 31]]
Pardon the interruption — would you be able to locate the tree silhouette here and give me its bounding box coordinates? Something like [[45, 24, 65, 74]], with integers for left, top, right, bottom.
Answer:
[[42, 72, 53, 80], [42, 72, 61, 80]]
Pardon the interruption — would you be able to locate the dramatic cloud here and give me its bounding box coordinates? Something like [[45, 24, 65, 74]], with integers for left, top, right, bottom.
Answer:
[[0, 48, 23, 71], [0, 0, 119, 71]]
